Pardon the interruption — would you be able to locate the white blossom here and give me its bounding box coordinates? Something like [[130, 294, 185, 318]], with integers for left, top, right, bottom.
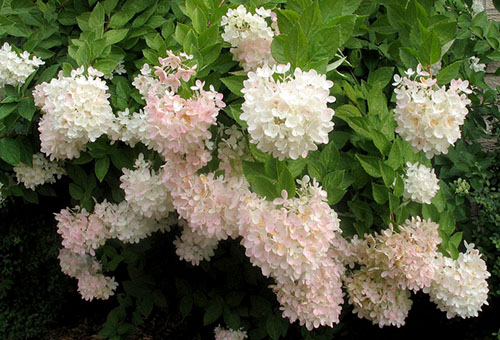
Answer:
[[403, 162, 440, 204]]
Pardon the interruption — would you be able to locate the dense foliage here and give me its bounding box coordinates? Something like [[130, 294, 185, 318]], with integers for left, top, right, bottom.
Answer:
[[0, 0, 499, 339]]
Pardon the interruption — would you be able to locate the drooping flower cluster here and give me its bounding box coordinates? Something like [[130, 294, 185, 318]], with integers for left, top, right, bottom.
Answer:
[[356, 217, 441, 292], [58, 248, 118, 301], [345, 267, 413, 328], [221, 5, 277, 71], [0, 42, 44, 89], [214, 326, 248, 340], [241, 64, 335, 160], [239, 176, 341, 281], [174, 219, 219, 266], [34, 67, 115, 160], [120, 154, 174, 220], [403, 162, 440, 204], [272, 259, 345, 330], [13, 153, 65, 190], [55, 206, 110, 256], [393, 64, 472, 158], [425, 242, 490, 319]]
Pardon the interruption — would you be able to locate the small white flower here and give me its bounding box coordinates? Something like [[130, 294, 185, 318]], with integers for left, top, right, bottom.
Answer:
[[403, 162, 440, 204]]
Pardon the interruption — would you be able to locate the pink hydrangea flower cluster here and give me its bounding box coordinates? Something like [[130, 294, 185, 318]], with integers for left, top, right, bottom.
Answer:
[[241, 64, 335, 160], [221, 5, 277, 71], [393, 64, 472, 158], [239, 176, 341, 281], [109, 109, 156, 149], [58, 248, 118, 301], [34, 66, 115, 160], [357, 217, 441, 292], [345, 266, 413, 328], [272, 259, 345, 330], [55, 206, 110, 256]]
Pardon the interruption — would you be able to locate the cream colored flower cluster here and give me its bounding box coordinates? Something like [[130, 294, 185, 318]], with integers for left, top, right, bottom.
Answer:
[[58, 248, 118, 301], [34, 67, 115, 160], [214, 326, 248, 340], [0, 42, 44, 89], [120, 154, 174, 220], [403, 162, 440, 204], [221, 5, 276, 71], [14, 153, 64, 190], [425, 242, 490, 319], [393, 64, 471, 158], [241, 64, 335, 160]]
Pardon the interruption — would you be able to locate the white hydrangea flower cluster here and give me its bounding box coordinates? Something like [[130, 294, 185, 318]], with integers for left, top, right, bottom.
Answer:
[[14, 153, 65, 190], [33, 66, 115, 160], [241, 64, 335, 160], [109, 109, 155, 148], [214, 326, 248, 340], [468, 56, 486, 72], [174, 219, 219, 266], [393, 64, 472, 158], [221, 5, 277, 71], [93, 200, 171, 244], [345, 267, 413, 328], [425, 242, 490, 319], [58, 248, 118, 301], [120, 154, 174, 220], [403, 162, 440, 204], [0, 42, 44, 89]]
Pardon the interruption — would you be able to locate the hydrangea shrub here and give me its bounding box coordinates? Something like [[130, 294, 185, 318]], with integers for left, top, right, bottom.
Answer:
[[0, 0, 499, 338]]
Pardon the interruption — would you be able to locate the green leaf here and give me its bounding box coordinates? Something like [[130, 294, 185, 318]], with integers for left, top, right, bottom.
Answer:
[[372, 182, 388, 204], [419, 31, 441, 66], [439, 210, 455, 235], [379, 162, 395, 187], [288, 158, 307, 178], [355, 154, 381, 178], [138, 295, 154, 318], [266, 315, 282, 340], [89, 3, 105, 33], [95, 157, 110, 182], [449, 231, 462, 249], [180, 295, 193, 317], [69, 183, 84, 200], [494, 0, 500, 11], [276, 9, 300, 35], [248, 176, 279, 200], [192, 8, 207, 33], [242, 161, 265, 179], [18, 97, 36, 121], [223, 308, 241, 330], [436, 61, 461, 86], [367, 67, 394, 89], [277, 167, 296, 198], [0, 138, 20, 166], [431, 189, 445, 212], [308, 160, 326, 181], [0, 103, 18, 120], [220, 76, 245, 97], [203, 302, 223, 325], [284, 24, 308, 68], [104, 29, 129, 45], [387, 141, 403, 170], [319, 142, 340, 171]]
